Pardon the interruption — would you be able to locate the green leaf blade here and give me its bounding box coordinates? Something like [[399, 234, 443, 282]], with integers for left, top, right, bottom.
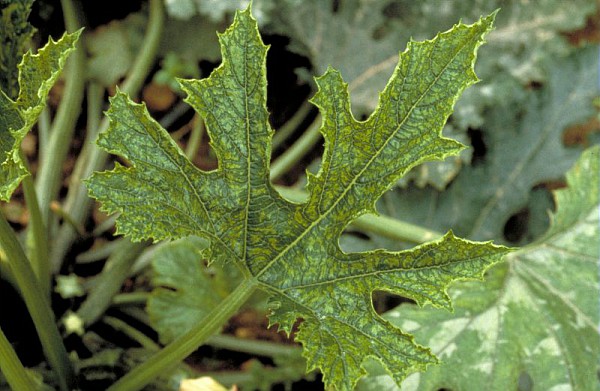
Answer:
[[86, 91, 225, 243], [88, 7, 511, 390], [0, 30, 80, 201], [178, 8, 300, 271], [0, 0, 35, 99], [306, 13, 495, 223], [268, 232, 509, 390]]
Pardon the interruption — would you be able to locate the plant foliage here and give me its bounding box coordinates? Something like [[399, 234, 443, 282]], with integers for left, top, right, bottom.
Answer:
[[360, 145, 600, 390], [87, 7, 511, 389], [0, 30, 80, 200]]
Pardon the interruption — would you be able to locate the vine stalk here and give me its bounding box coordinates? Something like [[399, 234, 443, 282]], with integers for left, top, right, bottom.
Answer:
[[107, 278, 259, 391], [0, 212, 73, 390], [0, 327, 38, 391]]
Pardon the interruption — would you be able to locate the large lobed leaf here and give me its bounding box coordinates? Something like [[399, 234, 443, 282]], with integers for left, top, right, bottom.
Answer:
[[360, 146, 600, 390], [87, 7, 510, 389], [0, 30, 80, 201]]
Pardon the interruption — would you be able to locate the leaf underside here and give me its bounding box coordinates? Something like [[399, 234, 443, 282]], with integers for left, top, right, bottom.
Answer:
[[87, 7, 510, 390], [0, 30, 80, 201]]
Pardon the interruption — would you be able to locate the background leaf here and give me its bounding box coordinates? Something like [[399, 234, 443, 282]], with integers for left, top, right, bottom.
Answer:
[[358, 46, 598, 250], [357, 145, 600, 391]]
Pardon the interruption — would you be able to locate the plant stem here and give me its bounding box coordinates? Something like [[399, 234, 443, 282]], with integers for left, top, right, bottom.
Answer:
[[118, 0, 165, 97], [275, 186, 443, 244], [272, 101, 313, 150], [102, 316, 160, 351], [107, 278, 259, 391], [38, 107, 51, 163], [207, 334, 301, 358], [77, 239, 148, 326], [35, 0, 86, 225], [0, 212, 73, 390], [50, 0, 164, 272], [269, 116, 322, 182], [157, 100, 191, 129], [21, 170, 50, 296], [0, 327, 38, 391], [112, 292, 150, 306], [75, 238, 122, 263], [185, 115, 204, 159], [0, 257, 17, 290]]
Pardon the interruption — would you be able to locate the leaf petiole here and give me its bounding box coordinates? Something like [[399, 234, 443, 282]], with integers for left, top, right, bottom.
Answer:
[[50, 0, 165, 272], [19, 160, 50, 296], [107, 277, 259, 391], [0, 212, 73, 390], [35, 0, 85, 227], [0, 327, 38, 391], [275, 186, 443, 243], [270, 116, 322, 182]]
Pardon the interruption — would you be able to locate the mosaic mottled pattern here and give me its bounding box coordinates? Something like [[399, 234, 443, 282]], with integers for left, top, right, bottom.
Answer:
[[0, 31, 79, 200], [87, 8, 510, 390]]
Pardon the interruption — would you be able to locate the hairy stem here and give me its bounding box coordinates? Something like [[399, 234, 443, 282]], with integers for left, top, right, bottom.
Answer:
[[50, 0, 164, 272], [112, 292, 150, 306], [35, 0, 86, 225], [0, 327, 38, 391], [107, 278, 259, 391], [0, 212, 73, 390], [102, 316, 160, 351]]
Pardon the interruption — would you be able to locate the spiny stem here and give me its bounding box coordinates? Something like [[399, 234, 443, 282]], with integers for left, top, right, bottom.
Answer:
[[0, 212, 73, 390], [207, 334, 301, 358], [102, 316, 160, 351], [112, 292, 150, 306], [107, 278, 259, 391], [185, 114, 204, 159], [272, 100, 314, 150]]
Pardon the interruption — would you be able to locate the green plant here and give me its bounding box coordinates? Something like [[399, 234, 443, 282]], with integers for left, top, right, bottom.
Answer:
[[0, 1, 597, 391], [0, 29, 79, 391], [84, 6, 511, 391]]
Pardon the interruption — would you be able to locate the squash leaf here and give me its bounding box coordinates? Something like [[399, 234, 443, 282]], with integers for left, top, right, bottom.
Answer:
[[0, 30, 80, 201], [87, 7, 510, 389], [0, 0, 36, 99], [360, 146, 600, 391]]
